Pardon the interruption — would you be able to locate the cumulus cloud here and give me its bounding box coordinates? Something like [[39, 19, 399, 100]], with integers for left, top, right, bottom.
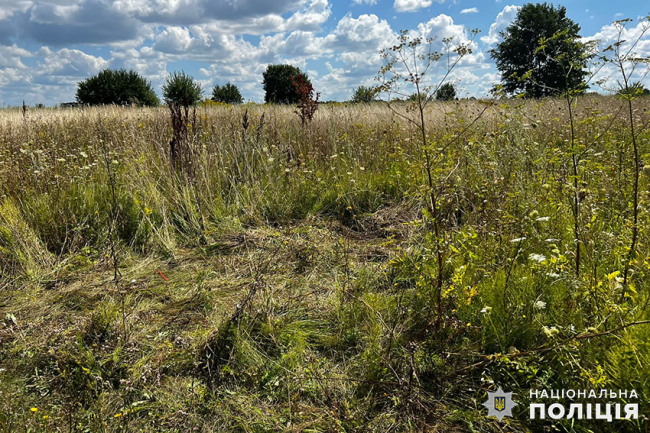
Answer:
[[15, 0, 142, 45], [394, 0, 433, 13], [480, 5, 520, 46], [114, 0, 304, 25], [37, 47, 108, 77], [461, 8, 479, 14]]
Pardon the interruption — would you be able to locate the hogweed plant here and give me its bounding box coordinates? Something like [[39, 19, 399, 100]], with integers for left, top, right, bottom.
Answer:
[[375, 29, 489, 330], [601, 16, 650, 299], [532, 30, 599, 277]]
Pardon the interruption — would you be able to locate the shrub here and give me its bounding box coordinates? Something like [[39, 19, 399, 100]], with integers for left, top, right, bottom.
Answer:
[[76, 69, 159, 107], [291, 75, 320, 126], [435, 83, 457, 101], [262, 64, 310, 104], [212, 82, 244, 104], [162, 71, 203, 107], [350, 86, 377, 103], [617, 81, 650, 97]]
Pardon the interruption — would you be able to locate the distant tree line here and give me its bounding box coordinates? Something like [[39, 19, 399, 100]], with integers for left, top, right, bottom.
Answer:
[[75, 64, 312, 107]]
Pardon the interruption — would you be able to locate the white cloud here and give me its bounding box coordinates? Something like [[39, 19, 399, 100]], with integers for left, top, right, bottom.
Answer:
[[352, 0, 377, 4], [37, 48, 108, 77], [480, 5, 520, 46], [460, 8, 479, 14], [0, 45, 32, 69], [394, 0, 433, 13]]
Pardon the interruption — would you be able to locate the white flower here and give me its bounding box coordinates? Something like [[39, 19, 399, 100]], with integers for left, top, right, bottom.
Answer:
[[542, 326, 559, 338], [511, 237, 527, 243], [529, 253, 546, 263], [536, 216, 550, 222], [534, 300, 547, 310], [480, 306, 493, 314]]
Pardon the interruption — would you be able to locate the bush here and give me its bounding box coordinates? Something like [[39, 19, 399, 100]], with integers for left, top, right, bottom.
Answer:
[[76, 69, 159, 107], [262, 64, 310, 104], [435, 83, 456, 101], [618, 81, 650, 97], [162, 71, 203, 107], [211, 82, 244, 104], [350, 86, 377, 103]]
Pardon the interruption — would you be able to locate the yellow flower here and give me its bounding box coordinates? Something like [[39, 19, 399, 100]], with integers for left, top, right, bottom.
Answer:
[[114, 413, 122, 418], [43, 416, 49, 420], [31, 407, 38, 412]]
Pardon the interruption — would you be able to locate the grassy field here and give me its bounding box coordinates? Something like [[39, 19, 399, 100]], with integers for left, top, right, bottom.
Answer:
[[1, 97, 650, 432]]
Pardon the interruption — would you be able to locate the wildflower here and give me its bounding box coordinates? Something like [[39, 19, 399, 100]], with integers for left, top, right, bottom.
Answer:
[[511, 237, 526, 243], [31, 408, 38, 412], [529, 253, 546, 263], [43, 416, 49, 420], [542, 326, 559, 338], [536, 216, 550, 222], [480, 306, 492, 314], [114, 413, 122, 418], [534, 300, 546, 310]]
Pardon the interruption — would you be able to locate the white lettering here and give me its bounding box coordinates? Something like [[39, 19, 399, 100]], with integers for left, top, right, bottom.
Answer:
[[567, 404, 583, 419], [548, 403, 565, 420], [530, 404, 546, 420]]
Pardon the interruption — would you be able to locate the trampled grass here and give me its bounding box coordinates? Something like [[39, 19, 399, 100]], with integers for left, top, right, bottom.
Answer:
[[1, 97, 649, 432]]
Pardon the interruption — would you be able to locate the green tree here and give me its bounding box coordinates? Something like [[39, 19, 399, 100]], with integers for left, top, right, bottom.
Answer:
[[163, 71, 203, 106], [211, 82, 244, 104], [489, 3, 590, 98], [76, 69, 159, 107], [350, 85, 377, 103], [435, 82, 456, 101], [262, 64, 310, 104]]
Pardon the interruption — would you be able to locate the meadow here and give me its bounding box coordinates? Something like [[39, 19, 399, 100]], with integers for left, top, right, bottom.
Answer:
[[1, 96, 650, 432]]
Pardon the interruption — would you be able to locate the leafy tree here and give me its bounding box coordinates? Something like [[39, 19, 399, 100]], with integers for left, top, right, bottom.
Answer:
[[350, 86, 377, 103], [262, 64, 310, 104], [76, 69, 159, 106], [212, 82, 244, 104], [163, 71, 203, 106], [435, 82, 456, 101], [489, 3, 590, 98]]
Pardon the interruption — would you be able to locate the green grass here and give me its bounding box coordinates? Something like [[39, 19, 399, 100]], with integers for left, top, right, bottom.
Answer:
[[1, 97, 650, 432]]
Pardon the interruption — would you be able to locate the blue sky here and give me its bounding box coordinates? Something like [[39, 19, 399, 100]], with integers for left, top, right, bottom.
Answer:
[[0, 0, 648, 106]]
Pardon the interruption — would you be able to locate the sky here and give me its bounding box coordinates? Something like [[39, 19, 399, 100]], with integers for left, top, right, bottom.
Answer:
[[0, 0, 648, 106]]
